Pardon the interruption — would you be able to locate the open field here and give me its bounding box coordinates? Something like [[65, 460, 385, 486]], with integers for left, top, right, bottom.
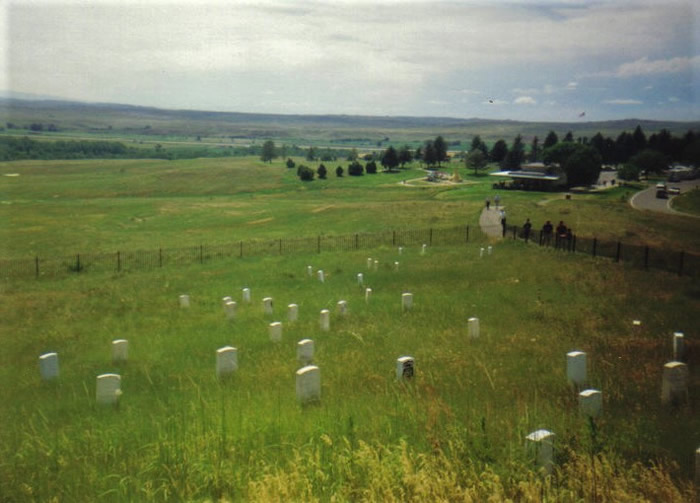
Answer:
[[1, 242, 699, 501], [2, 157, 700, 261]]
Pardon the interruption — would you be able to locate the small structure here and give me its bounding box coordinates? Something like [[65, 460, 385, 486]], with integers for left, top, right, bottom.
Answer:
[[491, 163, 566, 191]]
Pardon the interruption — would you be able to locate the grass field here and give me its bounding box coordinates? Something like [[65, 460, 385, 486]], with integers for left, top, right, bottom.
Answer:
[[1, 242, 698, 501]]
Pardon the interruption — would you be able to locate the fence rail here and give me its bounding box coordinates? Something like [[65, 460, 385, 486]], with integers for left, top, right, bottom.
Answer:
[[1, 223, 697, 280], [0, 225, 486, 280]]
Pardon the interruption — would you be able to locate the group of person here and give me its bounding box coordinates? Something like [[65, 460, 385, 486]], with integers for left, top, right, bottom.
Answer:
[[521, 218, 574, 247]]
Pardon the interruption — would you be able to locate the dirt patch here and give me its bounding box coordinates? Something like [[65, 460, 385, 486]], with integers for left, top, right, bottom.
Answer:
[[311, 205, 335, 213], [247, 217, 274, 225]]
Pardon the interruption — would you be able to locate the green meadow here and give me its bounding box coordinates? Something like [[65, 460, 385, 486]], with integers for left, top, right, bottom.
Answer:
[[1, 155, 699, 501]]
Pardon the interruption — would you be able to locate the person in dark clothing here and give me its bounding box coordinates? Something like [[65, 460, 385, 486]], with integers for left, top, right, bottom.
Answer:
[[523, 218, 532, 241], [542, 220, 553, 245], [485, 198, 490, 210], [555, 221, 567, 248]]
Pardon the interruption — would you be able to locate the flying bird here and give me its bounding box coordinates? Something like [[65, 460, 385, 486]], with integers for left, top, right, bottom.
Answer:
[[488, 99, 494, 104], [578, 111, 586, 117]]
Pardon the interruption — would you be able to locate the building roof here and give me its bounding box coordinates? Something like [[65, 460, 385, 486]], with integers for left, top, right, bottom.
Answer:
[[491, 170, 562, 181]]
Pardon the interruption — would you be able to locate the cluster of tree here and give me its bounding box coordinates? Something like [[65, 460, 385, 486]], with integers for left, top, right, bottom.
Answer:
[[0, 136, 129, 161], [261, 140, 349, 163], [5, 122, 59, 132], [295, 159, 387, 181]]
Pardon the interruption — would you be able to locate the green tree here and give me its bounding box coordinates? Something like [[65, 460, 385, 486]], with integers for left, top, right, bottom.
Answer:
[[398, 145, 413, 167], [543, 142, 602, 187], [470, 135, 488, 156], [629, 149, 668, 175], [317, 164, 327, 179], [489, 139, 508, 164], [305, 147, 316, 162], [502, 134, 525, 170], [336, 165, 344, 177], [261, 140, 277, 163], [543, 131, 558, 149], [381, 146, 399, 171], [433, 136, 448, 166], [286, 157, 296, 169], [466, 149, 488, 176], [347, 148, 358, 161], [366, 160, 378, 174], [297, 165, 314, 181], [617, 163, 641, 181], [529, 136, 540, 162], [632, 125, 647, 155], [348, 160, 364, 176], [563, 131, 574, 142]]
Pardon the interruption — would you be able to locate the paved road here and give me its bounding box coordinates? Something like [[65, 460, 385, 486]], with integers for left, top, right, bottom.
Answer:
[[629, 179, 700, 217]]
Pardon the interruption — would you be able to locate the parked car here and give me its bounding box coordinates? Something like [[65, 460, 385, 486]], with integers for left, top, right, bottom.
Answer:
[[656, 188, 668, 199], [668, 187, 681, 195]]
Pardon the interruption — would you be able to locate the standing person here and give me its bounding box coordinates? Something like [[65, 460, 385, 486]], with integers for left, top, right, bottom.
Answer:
[[500, 209, 507, 237], [523, 218, 532, 241], [542, 220, 553, 245], [494, 194, 500, 208], [555, 221, 567, 248], [485, 197, 490, 210]]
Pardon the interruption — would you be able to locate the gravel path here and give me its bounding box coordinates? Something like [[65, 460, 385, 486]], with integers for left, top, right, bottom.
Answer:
[[479, 205, 505, 238]]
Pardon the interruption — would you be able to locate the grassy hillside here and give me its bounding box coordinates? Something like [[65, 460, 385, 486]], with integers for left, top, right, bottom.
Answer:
[[1, 242, 698, 501]]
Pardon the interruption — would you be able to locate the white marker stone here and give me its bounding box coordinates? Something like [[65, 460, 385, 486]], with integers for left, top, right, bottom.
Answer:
[[394, 261, 400, 271], [367, 258, 373, 270], [216, 346, 238, 378], [579, 389, 602, 418], [396, 356, 415, 380], [288, 303, 299, 322], [320, 309, 330, 331], [468, 317, 480, 339], [398, 246, 403, 255], [566, 351, 587, 386], [221, 296, 232, 308], [296, 365, 321, 405], [224, 300, 237, 320], [96, 373, 122, 405], [402, 292, 413, 311], [357, 273, 364, 286], [479, 247, 485, 258], [263, 297, 273, 315], [661, 361, 688, 405], [39, 352, 59, 380], [373, 259, 379, 271], [307, 265, 313, 277], [421, 243, 427, 255], [269, 321, 283, 342], [526, 429, 555, 474], [317, 270, 325, 283], [297, 339, 314, 365], [337, 300, 348, 316], [632, 319, 641, 326], [242, 288, 251, 303], [112, 339, 129, 363], [365, 287, 372, 303], [673, 332, 685, 361], [179, 294, 190, 308], [488, 245, 493, 255]]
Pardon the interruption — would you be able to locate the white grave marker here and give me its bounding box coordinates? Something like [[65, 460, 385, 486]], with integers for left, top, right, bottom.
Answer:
[[421, 243, 427, 255], [398, 246, 403, 255], [632, 319, 641, 326], [269, 322, 283, 342], [242, 288, 251, 303], [402, 292, 413, 311], [216, 346, 238, 378], [373, 259, 379, 271], [365, 288, 372, 303], [566, 351, 587, 386], [337, 300, 348, 316], [320, 309, 330, 331], [468, 317, 480, 339], [96, 373, 122, 405], [224, 300, 237, 320], [526, 429, 555, 474], [357, 273, 364, 286], [367, 258, 373, 269], [488, 245, 493, 255], [394, 261, 400, 272], [673, 332, 685, 361], [297, 339, 314, 365], [112, 339, 129, 363], [263, 297, 273, 315], [39, 352, 59, 380], [179, 294, 190, 308], [317, 270, 325, 283], [221, 296, 232, 308], [479, 247, 485, 258], [288, 303, 299, 322], [307, 265, 313, 277], [661, 361, 688, 405], [579, 389, 602, 418], [396, 356, 415, 380], [296, 365, 321, 405]]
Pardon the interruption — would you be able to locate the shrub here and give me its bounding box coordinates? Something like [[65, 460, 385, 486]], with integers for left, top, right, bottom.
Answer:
[[286, 158, 296, 169], [336, 166, 343, 177], [317, 164, 327, 179], [366, 160, 377, 174], [297, 165, 314, 181], [348, 161, 364, 176]]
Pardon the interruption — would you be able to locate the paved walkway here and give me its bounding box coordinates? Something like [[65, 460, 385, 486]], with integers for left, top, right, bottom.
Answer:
[[479, 205, 505, 238], [629, 179, 700, 218]]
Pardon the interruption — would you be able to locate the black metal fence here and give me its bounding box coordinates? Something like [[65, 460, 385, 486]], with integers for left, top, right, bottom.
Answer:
[[504, 224, 700, 277], [0, 224, 488, 280]]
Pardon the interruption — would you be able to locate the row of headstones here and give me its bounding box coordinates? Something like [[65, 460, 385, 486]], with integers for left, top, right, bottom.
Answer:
[[532, 334, 691, 474]]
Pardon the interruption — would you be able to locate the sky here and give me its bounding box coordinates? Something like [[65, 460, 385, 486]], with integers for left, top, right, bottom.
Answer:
[[2, 0, 700, 122]]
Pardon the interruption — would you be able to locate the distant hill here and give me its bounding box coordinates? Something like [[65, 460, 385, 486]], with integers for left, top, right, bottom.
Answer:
[[2, 97, 699, 146]]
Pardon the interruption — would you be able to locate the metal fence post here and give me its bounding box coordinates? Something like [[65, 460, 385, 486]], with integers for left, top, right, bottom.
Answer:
[[317, 235, 321, 254], [592, 238, 597, 257], [35, 256, 39, 279], [200, 245, 204, 264], [429, 228, 433, 245], [117, 251, 121, 272], [240, 241, 243, 258], [355, 233, 359, 249], [466, 225, 469, 243], [159, 248, 163, 268], [279, 239, 282, 255], [615, 242, 621, 263]]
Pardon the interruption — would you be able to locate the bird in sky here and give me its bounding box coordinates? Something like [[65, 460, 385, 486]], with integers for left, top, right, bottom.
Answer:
[[578, 111, 586, 117]]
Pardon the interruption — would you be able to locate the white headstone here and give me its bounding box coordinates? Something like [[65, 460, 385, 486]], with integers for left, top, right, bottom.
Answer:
[[288, 303, 298, 322], [396, 356, 415, 380], [263, 297, 273, 315], [526, 429, 555, 474], [317, 270, 325, 283], [566, 351, 587, 386], [487, 245, 493, 255], [365, 287, 372, 303], [398, 246, 403, 255], [221, 296, 232, 308], [402, 292, 413, 311], [297, 339, 314, 365], [296, 365, 321, 405], [307, 265, 313, 277], [373, 259, 379, 271], [421, 243, 427, 255], [632, 319, 641, 326], [269, 321, 283, 342], [337, 300, 348, 316], [579, 389, 602, 418], [216, 346, 238, 378], [394, 261, 400, 272], [468, 317, 480, 339], [179, 294, 190, 308], [479, 247, 485, 258], [661, 361, 688, 405], [673, 332, 685, 361], [367, 258, 373, 270], [39, 352, 59, 380], [357, 273, 364, 286], [96, 373, 122, 405], [224, 300, 237, 320], [112, 339, 129, 363], [242, 288, 251, 303], [320, 309, 330, 331]]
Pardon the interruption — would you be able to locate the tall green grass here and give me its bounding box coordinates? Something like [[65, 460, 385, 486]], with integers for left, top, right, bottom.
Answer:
[[1, 242, 697, 501]]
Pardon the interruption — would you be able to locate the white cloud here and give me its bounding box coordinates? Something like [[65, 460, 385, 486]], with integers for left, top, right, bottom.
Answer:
[[668, 96, 680, 102], [566, 81, 578, 90], [603, 99, 643, 105], [615, 56, 700, 77], [514, 96, 537, 105]]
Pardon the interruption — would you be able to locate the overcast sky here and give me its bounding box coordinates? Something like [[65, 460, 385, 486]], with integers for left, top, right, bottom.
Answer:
[[3, 0, 699, 121]]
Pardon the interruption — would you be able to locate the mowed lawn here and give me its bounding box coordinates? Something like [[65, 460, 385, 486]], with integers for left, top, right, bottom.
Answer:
[[2, 156, 700, 260]]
